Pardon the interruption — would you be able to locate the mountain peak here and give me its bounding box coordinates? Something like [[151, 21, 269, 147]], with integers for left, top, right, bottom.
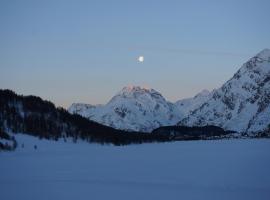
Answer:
[[256, 48, 270, 60], [238, 48, 270, 74], [117, 85, 160, 97], [121, 85, 151, 92], [194, 89, 211, 98]]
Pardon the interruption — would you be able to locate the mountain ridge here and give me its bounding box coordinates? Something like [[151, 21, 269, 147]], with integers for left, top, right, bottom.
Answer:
[[69, 49, 270, 133], [178, 48, 270, 133]]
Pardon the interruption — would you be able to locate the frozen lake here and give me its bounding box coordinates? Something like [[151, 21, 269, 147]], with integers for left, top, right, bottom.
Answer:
[[1, 134, 270, 200]]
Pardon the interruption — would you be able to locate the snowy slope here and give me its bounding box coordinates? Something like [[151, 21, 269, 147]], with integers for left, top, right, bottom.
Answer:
[[1, 133, 270, 200], [179, 49, 270, 133], [175, 89, 212, 117], [68, 103, 102, 118], [69, 86, 182, 132]]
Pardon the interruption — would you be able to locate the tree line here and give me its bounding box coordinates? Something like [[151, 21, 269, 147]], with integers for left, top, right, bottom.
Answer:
[[2, 89, 264, 149], [0, 89, 170, 147]]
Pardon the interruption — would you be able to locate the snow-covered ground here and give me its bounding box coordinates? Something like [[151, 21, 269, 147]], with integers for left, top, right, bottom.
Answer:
[[1, 134, 270, 200]]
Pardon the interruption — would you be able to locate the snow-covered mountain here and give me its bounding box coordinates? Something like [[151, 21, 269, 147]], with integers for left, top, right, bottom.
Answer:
[[69, 86, 182, 132], [175, 89, 212, 117], [178, 49, 270, 133], [69, 49, 270, 134]]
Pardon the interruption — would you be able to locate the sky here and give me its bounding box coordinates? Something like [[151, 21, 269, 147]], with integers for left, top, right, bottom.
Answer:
[[0, 0, 270, 108]]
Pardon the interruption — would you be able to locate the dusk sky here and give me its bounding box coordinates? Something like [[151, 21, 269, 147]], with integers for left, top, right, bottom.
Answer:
[[1, 0, 270, 108]]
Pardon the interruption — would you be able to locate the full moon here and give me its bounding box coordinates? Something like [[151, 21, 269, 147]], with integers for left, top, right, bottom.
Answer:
[[138, 56, 144, 63]]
